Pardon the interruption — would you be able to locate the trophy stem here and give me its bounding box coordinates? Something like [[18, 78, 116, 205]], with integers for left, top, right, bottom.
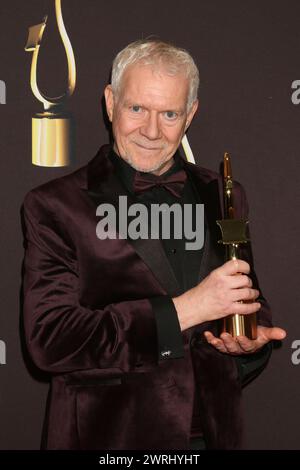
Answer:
[[218, 241, 257, 339], [216, 151, 258, 340]]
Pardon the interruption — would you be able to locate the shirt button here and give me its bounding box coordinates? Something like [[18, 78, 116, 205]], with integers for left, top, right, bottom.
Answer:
[[171, 248, 177, 254]]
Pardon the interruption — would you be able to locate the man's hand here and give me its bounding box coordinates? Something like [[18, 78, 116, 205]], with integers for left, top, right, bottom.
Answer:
[[173, 259, 261, 331], [204, 325, 286, 355]]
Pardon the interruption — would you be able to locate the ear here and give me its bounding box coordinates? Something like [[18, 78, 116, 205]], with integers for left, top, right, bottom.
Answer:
[[185, 99, 199, 129], [104, 84, 114, 122]]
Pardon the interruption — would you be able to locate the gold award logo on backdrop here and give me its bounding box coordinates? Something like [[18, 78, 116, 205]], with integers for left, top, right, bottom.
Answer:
[[25, 0, 76, 167]]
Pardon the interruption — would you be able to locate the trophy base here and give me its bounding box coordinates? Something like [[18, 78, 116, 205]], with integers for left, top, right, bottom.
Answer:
[[32, 113, 74, 167], [219, 313, 257, 339]]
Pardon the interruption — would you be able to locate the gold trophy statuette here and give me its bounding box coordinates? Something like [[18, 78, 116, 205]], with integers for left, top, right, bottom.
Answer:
[[25, 0, 76, 166], [216, 153, 257, 339]]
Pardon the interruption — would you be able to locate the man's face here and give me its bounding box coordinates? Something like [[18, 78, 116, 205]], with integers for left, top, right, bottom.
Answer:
[[105, 63, 198, 175]]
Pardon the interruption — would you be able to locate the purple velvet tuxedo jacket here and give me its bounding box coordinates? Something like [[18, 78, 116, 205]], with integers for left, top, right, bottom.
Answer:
[[22, 144, 272, 450]]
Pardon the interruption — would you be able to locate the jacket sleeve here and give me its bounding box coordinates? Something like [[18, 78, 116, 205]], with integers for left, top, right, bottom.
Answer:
[[236, 343, 272, 387], [150, 296, 184, 360], [22, 189, 183, 374]]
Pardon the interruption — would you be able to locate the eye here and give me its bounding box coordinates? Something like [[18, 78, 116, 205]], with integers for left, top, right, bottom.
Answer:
[[131, 105, 142, 113], [164, 111, 178, 120]]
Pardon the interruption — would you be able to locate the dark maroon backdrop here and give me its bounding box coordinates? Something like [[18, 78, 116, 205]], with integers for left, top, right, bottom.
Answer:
[[0, 0, 299, 449]]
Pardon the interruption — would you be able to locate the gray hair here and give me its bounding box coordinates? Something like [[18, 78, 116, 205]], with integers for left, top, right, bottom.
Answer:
[[111, 39, 199, 111]]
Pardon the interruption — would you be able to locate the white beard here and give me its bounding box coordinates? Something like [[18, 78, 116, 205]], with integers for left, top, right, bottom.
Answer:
[[123, 153, 173, 174]]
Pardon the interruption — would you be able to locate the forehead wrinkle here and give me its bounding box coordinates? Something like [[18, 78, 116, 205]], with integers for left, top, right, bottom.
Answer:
[[119, 64, 188, 113], [122, 85, 186, 112], [122, 97, 184, 114]]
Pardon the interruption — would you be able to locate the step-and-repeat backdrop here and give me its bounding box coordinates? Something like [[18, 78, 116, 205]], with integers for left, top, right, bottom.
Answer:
[[0, 0, 299, 449]]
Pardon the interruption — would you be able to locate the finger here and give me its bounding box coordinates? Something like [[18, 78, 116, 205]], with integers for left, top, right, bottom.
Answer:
[[232, 288, 260, 302], [258, 326, 287, 342], [229, 274, 253, 289], [204, 331, 215, 342], [211, 339, 228, 353], [237, 326, 287, 351], [204, 331, 227, 353], [220, 333, 243, 354], [219, 259, 250, 276], [236, 336, 257, 353], [231, 301, 261, 315]]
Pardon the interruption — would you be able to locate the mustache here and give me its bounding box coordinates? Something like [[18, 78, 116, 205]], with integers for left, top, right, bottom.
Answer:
[[132, 140, 167, 150]]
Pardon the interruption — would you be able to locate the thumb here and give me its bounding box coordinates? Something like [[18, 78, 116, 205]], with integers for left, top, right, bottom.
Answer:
[[261, 326, 287, 341]]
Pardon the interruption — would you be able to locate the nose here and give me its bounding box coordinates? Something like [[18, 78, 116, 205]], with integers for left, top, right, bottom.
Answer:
[[140, 112, 161, 140]]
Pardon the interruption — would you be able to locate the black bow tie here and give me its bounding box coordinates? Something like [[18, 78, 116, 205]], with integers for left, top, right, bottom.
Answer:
[[133, 168, 187, 198]]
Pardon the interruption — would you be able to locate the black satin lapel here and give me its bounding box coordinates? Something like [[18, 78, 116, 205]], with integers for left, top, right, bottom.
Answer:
[[187, 171, 225, 282], [86, 172, 180, 297]]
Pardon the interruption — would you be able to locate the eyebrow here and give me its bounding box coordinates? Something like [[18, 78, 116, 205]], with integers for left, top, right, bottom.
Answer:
[[123, 100, 185, 114]]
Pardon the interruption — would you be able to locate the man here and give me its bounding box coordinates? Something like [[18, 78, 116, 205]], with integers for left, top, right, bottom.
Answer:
[[22, 39, 286, 450]]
